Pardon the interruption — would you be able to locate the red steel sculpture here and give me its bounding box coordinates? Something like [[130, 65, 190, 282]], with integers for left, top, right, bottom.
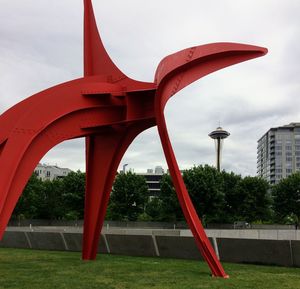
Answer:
[[0, 0, 267, 278]]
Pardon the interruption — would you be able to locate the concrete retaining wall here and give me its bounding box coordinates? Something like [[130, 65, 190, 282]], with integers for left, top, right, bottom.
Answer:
[[62, 233, 82, 251], [217, 238, 293, 267], [106, 234, 156, 257], [155, 236, 203, 260], [0, 231, 30, 249], [291, 241, 300, 267], [27, 232, 66, 251], [1, 229, 300, 268]]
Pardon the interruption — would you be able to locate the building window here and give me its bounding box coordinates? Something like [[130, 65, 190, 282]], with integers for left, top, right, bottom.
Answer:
[[144, 175, 162, 182], [46, 171, 50, 177], [147, 182, 160, 189], [285, 157, 292, 168]]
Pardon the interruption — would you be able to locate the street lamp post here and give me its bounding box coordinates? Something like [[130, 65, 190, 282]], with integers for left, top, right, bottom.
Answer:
[[122, 163, 128, 173]]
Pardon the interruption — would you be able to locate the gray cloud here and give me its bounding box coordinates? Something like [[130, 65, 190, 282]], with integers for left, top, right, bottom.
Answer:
[[1, 0, 300, 176]]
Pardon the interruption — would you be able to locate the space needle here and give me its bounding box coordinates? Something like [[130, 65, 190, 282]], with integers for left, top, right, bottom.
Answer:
[[209, 126, 230, 172]]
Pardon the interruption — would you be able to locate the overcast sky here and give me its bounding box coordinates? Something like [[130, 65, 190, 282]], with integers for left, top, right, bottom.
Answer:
[[1, 0, 300, 176]]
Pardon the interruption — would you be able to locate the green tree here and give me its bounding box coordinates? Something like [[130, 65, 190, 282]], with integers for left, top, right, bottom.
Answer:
[[158, 174, 184, 221], [13, 171, 85, 221], [272, 172, 300, 224], [220, 171, 242, 223], [144, 197, 163, 221], [234, 176, 271, 222], [13, 174, 44, 219], [107, 171, 148, 221], [38, 179, 64, 220], [158, 165, 226, 223], [158, 166, 272, 224], [61, 171, 85, 220], [182, 165, 225, 224]]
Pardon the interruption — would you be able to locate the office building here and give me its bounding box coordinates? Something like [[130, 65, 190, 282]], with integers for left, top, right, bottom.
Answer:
[[138, 166, 165, 197], [257, 123, 300, 184]]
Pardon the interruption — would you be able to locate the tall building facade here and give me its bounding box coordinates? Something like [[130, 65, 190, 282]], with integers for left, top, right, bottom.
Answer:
[[257, 123, 300, 184]]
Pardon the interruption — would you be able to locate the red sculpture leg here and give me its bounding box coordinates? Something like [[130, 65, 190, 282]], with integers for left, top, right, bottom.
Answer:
[[154, 43, 267, 277], [82, 0, 157, 260], [157, 113, 228, 277], [83, 134, 119, 260], [83, 121, 154, 259]]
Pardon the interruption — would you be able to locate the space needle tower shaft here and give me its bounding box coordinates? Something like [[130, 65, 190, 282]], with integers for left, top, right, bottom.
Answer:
[[209, 127, 230, 172]]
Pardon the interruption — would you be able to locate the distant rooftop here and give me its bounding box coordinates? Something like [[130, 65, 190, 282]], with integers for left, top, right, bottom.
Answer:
[[268, 122, 300, 132], [281, 122, 300, 128], [258, 122, 300, 142]]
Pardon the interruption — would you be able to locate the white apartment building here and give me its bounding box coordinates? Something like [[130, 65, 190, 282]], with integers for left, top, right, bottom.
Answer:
[[34, 163, 72, 181]]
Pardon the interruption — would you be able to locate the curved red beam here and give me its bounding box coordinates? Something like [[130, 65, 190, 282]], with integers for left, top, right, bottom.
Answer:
[[0, 77, 156, 232], [0, 0, 268, 278], [155, 43, 267, 277]]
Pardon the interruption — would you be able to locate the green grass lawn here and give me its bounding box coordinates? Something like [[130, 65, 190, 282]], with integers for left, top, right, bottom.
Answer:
[[1, 248, 300, 289]]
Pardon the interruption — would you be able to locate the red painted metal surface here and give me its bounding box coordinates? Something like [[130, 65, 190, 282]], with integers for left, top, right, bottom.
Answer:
[[0, 0, 267, 278]]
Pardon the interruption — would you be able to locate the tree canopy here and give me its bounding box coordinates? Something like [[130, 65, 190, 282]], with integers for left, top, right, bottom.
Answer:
[[15, 165, 300, 225], [157, 165, 271, 224], [13, 171, 85, 221], [182, 165, 225, 224], [272, 172, 300, 224], [106, 171, 149, 221]]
